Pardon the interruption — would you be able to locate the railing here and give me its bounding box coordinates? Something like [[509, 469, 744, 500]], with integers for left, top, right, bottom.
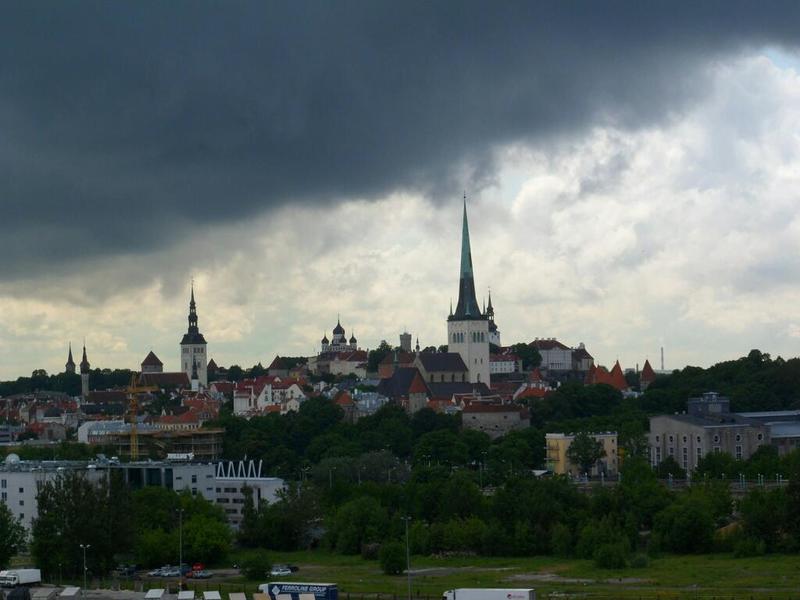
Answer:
[[45, 580, 800, 600]]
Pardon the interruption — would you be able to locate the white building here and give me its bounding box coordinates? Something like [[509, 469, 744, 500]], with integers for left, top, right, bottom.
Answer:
[[531, 338, 573, 371], [0, 456, 284, 531], [214, 460, 285, 529], [489, 353, 519, 374], [232, 377, 308, 417]]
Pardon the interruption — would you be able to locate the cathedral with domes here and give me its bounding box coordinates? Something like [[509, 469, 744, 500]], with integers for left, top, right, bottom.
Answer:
[[321, 318, 358, 354]]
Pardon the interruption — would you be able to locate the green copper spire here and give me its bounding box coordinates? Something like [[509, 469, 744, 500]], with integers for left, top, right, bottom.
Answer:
[[451, 194, 485, 320]]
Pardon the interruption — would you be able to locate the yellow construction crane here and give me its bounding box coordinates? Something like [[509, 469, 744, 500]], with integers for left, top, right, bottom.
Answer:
[[126, 373, 151, 461]]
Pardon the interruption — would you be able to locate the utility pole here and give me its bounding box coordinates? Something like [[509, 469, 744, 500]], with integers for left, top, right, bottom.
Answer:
[[79, 543, 90, 597], [178, 508, 184, 589], [403, 516, 412, 600]]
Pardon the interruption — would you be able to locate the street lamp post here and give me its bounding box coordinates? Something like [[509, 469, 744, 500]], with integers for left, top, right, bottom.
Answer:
[[79, 544, 90, 596], [178, 508, 184, 590], [402, 516, 412, 600]]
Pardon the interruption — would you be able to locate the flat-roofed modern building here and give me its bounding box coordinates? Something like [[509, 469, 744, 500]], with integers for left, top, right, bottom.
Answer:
[[649, 392, 772, 471], [0, 455, 283, 531]]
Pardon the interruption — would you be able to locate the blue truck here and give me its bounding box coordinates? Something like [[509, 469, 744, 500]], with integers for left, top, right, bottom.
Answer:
[[258, 582, 338, 600]]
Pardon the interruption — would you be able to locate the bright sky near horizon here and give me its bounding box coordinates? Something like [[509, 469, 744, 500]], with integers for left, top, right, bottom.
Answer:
[[2, 4, 800, 378]]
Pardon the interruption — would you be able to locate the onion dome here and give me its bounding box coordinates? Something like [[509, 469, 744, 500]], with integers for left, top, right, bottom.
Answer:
[[332, 318, 345, 335]]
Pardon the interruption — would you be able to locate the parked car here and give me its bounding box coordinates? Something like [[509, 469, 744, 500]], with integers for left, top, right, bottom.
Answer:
[[147, 568, 164, 577], [116, 565, 137, 577], [162, 568, 181, 578], [288, 565, 300, 573], [191, 571, 213, 579], [270, 567, 292, 577]]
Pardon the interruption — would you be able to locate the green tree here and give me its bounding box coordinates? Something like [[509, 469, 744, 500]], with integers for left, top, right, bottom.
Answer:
[[653, 495, 715, 553], [246, 483, 322, 551], [379, 541, 406, 575], [618, 457, 672, 529], [618, 419, 649, 458], [695, 451, 740, 479], [739, 487, 788, 551], [134, 529, 175, 567], [0, 502, 26, 568], [367, 341, 394, 373], [438, 472, 485, 520], [239, 549, 272, 580], [655, 455, 685, 479], [567, 431, 605, 475], [182, 515, 232, 564], [31, 471, 130, 579], [328, 496, 388, 554], [510, 343, 542, 370]]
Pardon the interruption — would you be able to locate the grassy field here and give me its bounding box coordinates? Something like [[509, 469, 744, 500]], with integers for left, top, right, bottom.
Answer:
[[204, 551, 800, 599]]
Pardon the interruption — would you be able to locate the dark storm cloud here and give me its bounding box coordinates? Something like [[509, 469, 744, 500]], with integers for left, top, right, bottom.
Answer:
[[1, 0, 799, 279]]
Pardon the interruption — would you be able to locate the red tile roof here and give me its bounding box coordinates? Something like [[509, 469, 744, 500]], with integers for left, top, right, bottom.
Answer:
[[585, 362, 628, 391], [490, 354, 518, 362], [211, 381, 234, 396], [408, 371, 429, 395], [640, 359, 656, 382], [157, 411, 200, 425], [530, 339, 570, 350], [334, 391, 355, 406], [141, 351, 163, 367], [516, 387, 549, 400], [380, 352, 414, 365]]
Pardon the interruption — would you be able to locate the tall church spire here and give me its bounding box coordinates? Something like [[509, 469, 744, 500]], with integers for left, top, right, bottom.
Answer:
[[80, 343, 90, 373], [451, 194, 484, 320], [66, 343, 76, 374], [188, 281, 198, 334]]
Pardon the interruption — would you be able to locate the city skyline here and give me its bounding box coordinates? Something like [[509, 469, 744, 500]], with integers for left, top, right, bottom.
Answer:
[[3, 4, 800, 377]]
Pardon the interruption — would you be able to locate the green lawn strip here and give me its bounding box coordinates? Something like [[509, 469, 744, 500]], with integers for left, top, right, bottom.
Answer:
[[228, 551, 800, 598]]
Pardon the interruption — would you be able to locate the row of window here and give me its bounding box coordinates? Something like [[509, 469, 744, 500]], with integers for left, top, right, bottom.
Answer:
[[0, 481, 24, 493], [451, 331, 487, 344], [655, 444, 741, 466], [429, 373, 467, 383], [656, 432, 762, 444], [217, 496, 248, 504]]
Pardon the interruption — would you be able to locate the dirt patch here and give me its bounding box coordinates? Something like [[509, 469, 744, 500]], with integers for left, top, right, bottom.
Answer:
[[507, 572, 652, 585], [602, 577, 652, 585], [506, 573, 594, 584]]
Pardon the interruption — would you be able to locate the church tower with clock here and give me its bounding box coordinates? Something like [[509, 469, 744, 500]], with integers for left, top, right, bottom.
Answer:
[[180, 283, 208, 386]]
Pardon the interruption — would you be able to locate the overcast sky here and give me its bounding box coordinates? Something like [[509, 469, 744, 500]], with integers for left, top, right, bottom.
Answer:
[[3, 2, 800, 378]]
